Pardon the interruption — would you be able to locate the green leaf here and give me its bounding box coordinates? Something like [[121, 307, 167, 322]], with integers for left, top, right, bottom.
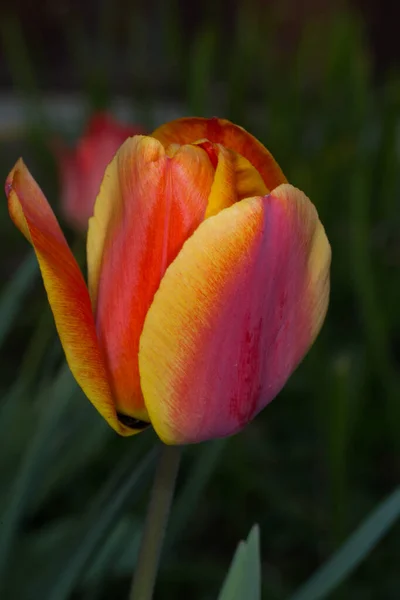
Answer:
[[289, 486, 400, 600], [82, 517, 141, 588], [80, 439, 229, 588], [46, 442, 158, 600], [0, 366, 78, 593], [0, 253, 37, 349], [217, 524, 261, 600]]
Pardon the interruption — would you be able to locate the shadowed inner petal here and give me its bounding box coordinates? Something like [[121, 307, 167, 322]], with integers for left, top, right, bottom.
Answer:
[[195, 141, 268, 218]]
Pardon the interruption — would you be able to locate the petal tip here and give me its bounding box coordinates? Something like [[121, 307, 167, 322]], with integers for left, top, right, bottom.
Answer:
[[5, 158, 25, 196]]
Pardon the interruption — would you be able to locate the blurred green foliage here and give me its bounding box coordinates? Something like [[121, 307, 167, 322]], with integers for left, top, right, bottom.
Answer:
[[0, 2, 399, 599]]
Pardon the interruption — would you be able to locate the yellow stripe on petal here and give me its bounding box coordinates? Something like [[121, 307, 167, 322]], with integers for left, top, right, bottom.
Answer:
[[152, 117, 287, 190], [87, 136, 214, 419], [196, 141, 268, 218], [200, 143, 237, 217], [233, 151, 268, 200], [139, 184, 331, 444], [5, 160, 135, 436]]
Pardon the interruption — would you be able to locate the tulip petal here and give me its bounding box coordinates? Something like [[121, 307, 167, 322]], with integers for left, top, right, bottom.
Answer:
[[5, 160, 134, 435], [139, 184, 331, 444], [196, 141, 268, 218], [233, 151, 269, 200], [152, 117, 287, 190], [87, 136, 215, 419]]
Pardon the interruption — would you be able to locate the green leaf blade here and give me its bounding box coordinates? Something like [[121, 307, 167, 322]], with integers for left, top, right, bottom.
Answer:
[[289, 487, 400, 600], [218, 524, 261, 600]]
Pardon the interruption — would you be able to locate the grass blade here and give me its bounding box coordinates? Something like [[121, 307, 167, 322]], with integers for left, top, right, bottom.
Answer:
[[289, 487, 400, 600], [218, 524, 261, 600], [47, 444, 158, 600], [0, 365, 77, 592], [0, 253, 37, 349]]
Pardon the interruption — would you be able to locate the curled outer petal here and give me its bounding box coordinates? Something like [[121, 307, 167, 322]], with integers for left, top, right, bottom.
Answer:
[[139, 184, 331, 444], [152, 117, 287, 190], [87, 136, 215, 420], [5, 160, 134, 435]]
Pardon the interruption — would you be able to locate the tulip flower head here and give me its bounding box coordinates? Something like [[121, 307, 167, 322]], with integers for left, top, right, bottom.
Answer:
[[56, 112, 144, 232], [6, 117, 331, 444]]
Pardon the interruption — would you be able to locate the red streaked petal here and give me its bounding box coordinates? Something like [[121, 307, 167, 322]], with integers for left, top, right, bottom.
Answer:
[[87, 136, 215, 419], [139, 184, 331, 444], [152, 117, 287, 190], [5, 160, 135, 435]]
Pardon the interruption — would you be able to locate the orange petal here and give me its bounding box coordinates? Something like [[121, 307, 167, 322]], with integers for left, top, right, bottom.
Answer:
[[87, 136, 215, 419], [5, 160, 134, 435], [139, 184, 331, 444], [152, 117, 287, 190]]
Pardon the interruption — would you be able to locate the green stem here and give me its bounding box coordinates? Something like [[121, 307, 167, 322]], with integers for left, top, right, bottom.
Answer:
[[130, 444, 182, 600]]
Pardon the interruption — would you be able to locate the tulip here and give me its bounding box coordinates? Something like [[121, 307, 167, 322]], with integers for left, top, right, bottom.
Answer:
[[56, 112, 144, 231], [6, 117, 331, 445]]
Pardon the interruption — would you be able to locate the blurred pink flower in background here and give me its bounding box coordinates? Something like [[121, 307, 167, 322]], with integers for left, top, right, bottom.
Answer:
[[56, 112, 145, 232]]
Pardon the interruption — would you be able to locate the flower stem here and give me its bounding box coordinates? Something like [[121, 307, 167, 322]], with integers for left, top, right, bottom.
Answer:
[[130, 443, 182, 600]]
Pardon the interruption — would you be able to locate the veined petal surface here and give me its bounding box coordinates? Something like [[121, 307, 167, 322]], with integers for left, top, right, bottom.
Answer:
[[6, 160, 133, 435], [139, 184, 331, 444], [152, 117, 287, 190], [87, 136, 215, 419]]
